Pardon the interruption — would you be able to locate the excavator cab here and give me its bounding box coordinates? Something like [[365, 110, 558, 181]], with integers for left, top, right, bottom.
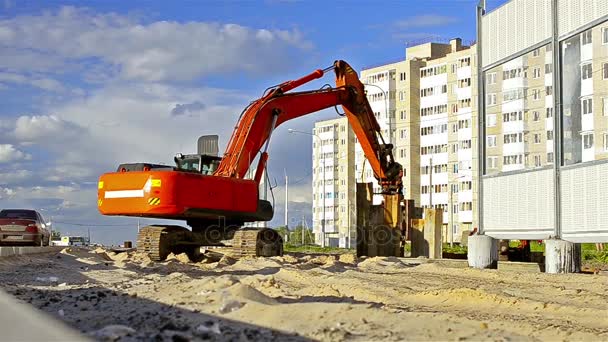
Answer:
[[174, 153, 221, 175]]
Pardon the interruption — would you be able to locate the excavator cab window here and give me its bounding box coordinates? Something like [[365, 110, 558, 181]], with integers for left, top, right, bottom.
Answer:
[[174, 153, 221, 175]]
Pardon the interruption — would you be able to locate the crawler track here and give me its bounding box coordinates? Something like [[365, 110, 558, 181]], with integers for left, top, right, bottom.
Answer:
[[137, 226, 282, 261]]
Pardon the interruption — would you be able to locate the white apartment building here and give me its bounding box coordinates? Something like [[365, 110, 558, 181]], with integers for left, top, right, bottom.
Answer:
[[419, 49, 476, 238], [311, 117, 356, 248]]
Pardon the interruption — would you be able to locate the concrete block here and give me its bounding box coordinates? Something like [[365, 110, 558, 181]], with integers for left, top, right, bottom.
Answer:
[[0, 246, 63, 258], [410, 219, 426, 257], [498, 261, 542, 273], [545, 239, 581, 273], [467, 235, 498, 269], [0, 289, 87, 341], [423, 209, 442, 259]]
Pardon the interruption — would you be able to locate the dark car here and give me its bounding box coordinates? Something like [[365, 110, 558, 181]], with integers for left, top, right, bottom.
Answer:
[[0, 209, 51, 246]]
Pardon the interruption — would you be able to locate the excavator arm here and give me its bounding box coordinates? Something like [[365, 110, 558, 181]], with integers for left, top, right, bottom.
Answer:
[[214, 60, 402, 194]]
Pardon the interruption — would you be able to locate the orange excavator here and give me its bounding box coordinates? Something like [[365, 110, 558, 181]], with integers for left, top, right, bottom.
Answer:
[[97, 60, 402, 260]]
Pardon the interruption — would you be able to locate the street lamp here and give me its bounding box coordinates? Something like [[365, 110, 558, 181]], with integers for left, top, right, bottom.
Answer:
[[288, 128, 326, 247], [449, 170, 472, 247], [39, 207, 59, 246]]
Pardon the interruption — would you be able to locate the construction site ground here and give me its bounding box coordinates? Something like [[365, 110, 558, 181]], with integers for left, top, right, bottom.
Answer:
[[0, 248, 606, 341]]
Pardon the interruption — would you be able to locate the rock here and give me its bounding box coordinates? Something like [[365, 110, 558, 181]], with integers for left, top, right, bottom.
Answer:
[[217, 255, 237, 267], [338, 254, 357, 264], [90, 325, 136, 341], [219, 300, 244, 314], [195, 321, 221, 335], [175, 253, 191, 263]]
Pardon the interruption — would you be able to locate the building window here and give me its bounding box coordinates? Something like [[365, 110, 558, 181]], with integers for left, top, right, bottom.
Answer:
[[532, 48, 540, 57], [604, 133, 608, 151], [604, 98, 608, 116], [486, 135, 497, 147], [603, 27, 608, 44], [459, 202, 472, 211], [547, 152, 554, 163], [400, 129, 407, 139], [532, 89, 540, 100], [581, 63, 593, 80], [534, 133, 541, 144], [582, 98, 593, 115], [581, 29, 592, 45], [583, 133, 594, 149], [486, 114, 496, 127], [459, 57, 471, 68], [400, 110, 406, 120], [399, 91, 405, 101], [533, 111, 540, 121], [603, 63, 608, 79], [503, 154, 523, 165], [546, 130, 554, 140], [504, 133, 523, 144], [459, 98, 471, 108], [546, 107, 554, 118], [532, 67, 541, 79], [458, 78, 471, 88], [502, 111, 523, 122], [399, 72, 406, 81], [545, 63, 553, 74], [487, 156, 498, 169], [399, 149, 406, 158], [420, 64, 447, 77], [486, 72, 496, 85], [534, 155, 541, 167], [459, 140, 472, 149], [502, 67, 525, 80], [486, 93, 496, 105], [545, 85, 553, 96]]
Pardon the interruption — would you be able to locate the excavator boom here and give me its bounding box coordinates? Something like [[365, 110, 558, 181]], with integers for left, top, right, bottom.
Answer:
[[214, 60, 402, 194]]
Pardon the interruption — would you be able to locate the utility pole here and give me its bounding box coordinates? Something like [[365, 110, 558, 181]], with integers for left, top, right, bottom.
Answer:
[[321, 150, 326, 248], [260, 169, 268, 228], [429, 157, 433, 210], [449, 181, 454, 248], [285, 169, 289, 229]]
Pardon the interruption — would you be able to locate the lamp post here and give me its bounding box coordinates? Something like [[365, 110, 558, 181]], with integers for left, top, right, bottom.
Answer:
[[288, 128, 326, 247], [39, 208, 57, 246], [449, 170, 472, 247]]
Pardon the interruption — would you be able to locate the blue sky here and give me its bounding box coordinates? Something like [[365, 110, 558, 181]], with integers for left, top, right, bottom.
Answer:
[[0, 0, 505, 244]]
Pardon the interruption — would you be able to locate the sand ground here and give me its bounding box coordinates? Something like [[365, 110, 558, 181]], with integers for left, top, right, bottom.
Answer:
[[0, 248, 606, 341]]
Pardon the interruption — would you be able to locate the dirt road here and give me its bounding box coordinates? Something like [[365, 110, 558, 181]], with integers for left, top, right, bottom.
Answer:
[[0, 248, 606, 341]]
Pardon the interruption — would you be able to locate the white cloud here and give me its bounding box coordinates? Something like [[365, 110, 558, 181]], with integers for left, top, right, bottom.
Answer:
[[12, 115, 84, 144], [0, 6, 313, 82], [0, 169, 33, 185], [0, 72, 64, 92], [0, 6, 329, 240], [0, 144, 30, 163]]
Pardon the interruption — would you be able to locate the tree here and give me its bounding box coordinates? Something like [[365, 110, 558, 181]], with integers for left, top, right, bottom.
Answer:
[[273, 226, 290, 243], [288, 225, 315, 246]]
